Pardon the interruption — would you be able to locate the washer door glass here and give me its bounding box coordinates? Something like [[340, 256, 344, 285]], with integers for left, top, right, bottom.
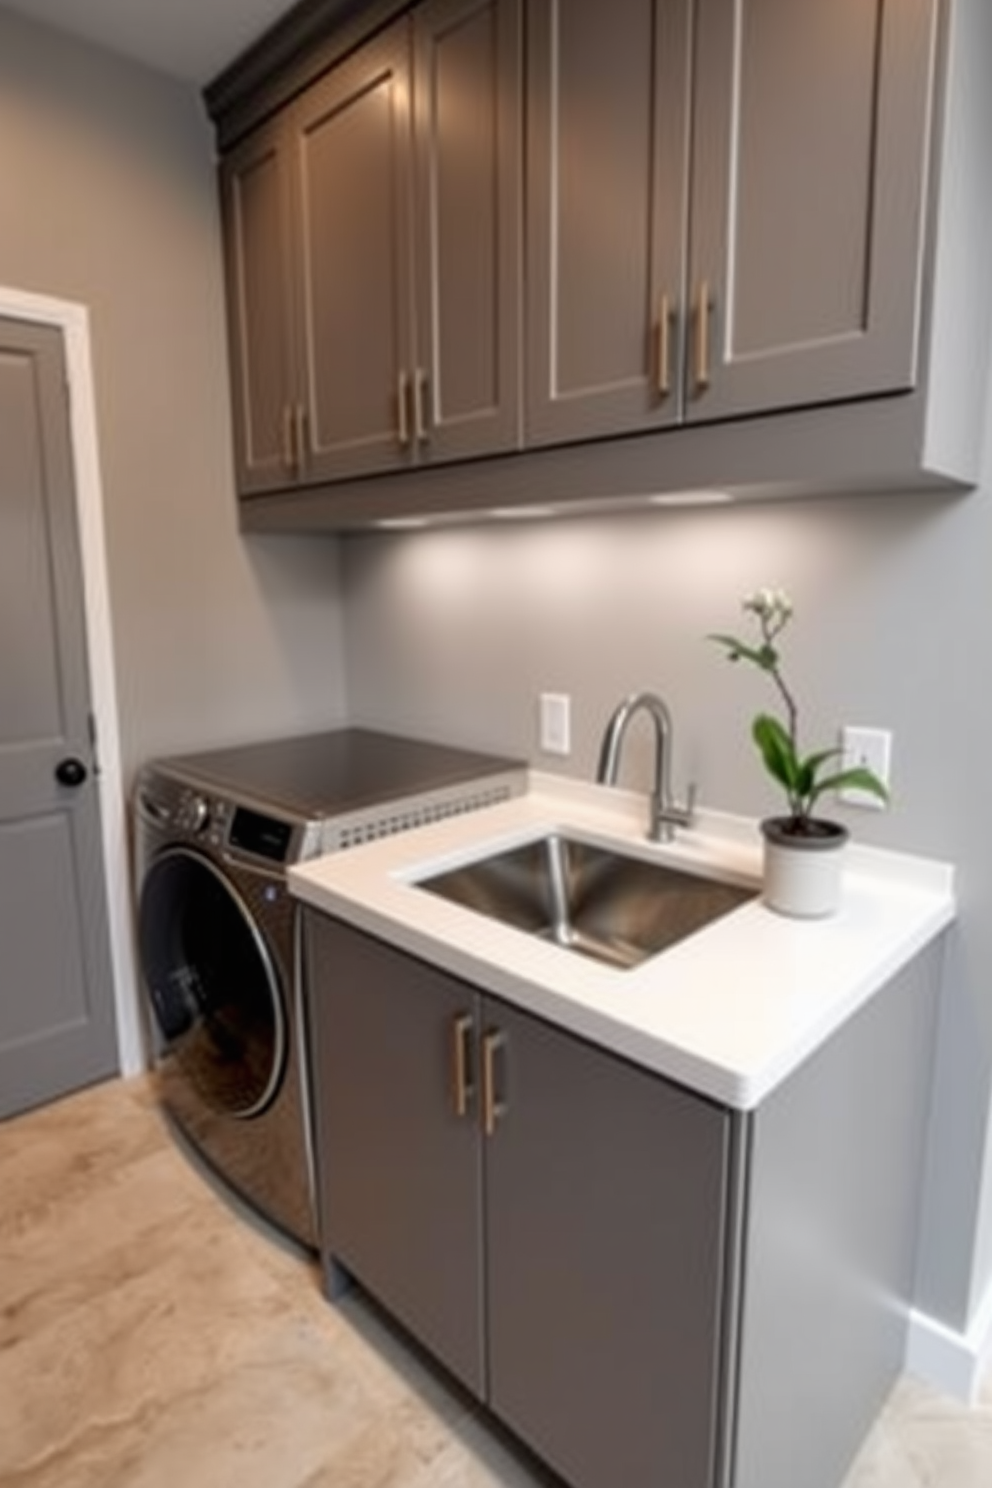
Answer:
[[138, 848, 286, 1118]]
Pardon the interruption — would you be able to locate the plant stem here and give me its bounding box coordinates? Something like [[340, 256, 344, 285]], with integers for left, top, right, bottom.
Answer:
[[761, 611, 799, 753]]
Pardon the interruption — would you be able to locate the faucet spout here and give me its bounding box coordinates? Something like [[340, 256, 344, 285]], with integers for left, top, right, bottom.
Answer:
[[596, 691, 696, 843]]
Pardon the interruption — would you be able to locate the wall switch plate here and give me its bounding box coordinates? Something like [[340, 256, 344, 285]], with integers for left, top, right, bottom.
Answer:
[[539, 692, 571, 756], [839, 726, 892, 809]]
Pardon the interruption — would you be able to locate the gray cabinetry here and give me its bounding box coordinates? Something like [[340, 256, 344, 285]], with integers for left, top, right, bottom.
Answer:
[[526, 0, 938, 446], [215, 0, 992, 526], [304, 912, 484, 1390], [689, 0, 936, 423], [304, 910, 731, 1488], [484, 999, 730, 1488], [411, 0, 522, 463], [220, 118, 299, 495], [219, 0, 521, 495]]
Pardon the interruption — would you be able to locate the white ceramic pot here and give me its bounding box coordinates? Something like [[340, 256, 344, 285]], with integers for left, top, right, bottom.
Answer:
[[760, 816, 850, 918]]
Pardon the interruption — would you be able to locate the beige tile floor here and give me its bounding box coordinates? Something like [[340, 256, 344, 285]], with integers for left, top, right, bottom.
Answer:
[[1, 1076, 990, 1488]]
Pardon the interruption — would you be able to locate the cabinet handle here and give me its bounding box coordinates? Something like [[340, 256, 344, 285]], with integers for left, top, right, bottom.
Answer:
[[482, 1029, 507, 1137], [397, 370, 411, 446], [282, 405, 297, 474], [414, 368, 431, 444], [694, 279, 712, 395], [451, 1013, 475, 1119], [294, 404, 308, 471], [656, 292, 672, 399]]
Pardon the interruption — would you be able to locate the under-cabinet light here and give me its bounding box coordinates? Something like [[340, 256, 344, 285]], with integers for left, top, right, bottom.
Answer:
[[647, 489, 735, 507], [485, 505, 560, 521]]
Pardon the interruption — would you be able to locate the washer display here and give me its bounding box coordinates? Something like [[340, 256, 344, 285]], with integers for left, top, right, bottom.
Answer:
[[134, 729, 526, 1250]]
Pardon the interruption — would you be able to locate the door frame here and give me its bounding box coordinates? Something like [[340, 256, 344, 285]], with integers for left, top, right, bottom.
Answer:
[[0, 284, 142, 1076]]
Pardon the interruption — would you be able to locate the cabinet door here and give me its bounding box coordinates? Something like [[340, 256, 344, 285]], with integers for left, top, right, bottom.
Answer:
[[292, 22, 417, 482], [525, 0, 692, 446], [220, 119, 300, 494], [484, 1000, 731, 1488], [688, 0, 938, 421], [411, 0, 522, 461], [304, 913, 485, 1393]]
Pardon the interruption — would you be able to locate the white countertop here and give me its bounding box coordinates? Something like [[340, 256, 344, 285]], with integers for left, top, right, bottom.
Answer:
[[289, 772, 955, 1110]]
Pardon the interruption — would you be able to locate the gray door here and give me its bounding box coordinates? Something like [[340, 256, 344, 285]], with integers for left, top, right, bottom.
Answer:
[[0, 316, 118, 1119], [304, 912, 485, 1393], [525, 0, 692, 445], [220, 116, 301, 496], [293, 20, 417, 481], [484, 1000, 731, 1488], [687, 0, 937, 420], [411, 0, 522, 462]]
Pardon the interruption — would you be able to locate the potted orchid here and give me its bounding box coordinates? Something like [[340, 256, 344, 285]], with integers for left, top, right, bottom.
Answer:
[[709, 588, 889, 916]]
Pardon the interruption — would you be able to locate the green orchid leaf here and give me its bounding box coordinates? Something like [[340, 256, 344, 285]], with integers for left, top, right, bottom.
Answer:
[[795, 746, 843, 798], [752, 714, 799, 790], [816, 766, 890, 803], [708, 635, 778, 671]]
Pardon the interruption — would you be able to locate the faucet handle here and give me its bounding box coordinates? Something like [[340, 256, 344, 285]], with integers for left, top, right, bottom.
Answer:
[[655, 781, 697, 836]]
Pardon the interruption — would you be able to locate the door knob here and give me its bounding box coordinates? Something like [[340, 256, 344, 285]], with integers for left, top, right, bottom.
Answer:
[[55, 757, 88, 787]]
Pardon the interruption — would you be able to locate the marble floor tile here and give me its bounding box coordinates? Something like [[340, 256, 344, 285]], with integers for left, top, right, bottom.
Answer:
[[1, 1076, 990, 1488]]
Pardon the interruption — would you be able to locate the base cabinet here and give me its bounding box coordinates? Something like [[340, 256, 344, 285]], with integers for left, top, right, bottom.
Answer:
[[304, 910, 731, 1488], [303, 907, 940, 1488]]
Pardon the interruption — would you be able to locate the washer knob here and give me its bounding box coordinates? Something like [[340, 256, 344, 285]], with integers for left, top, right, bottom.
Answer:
[[186, 795, 211, 833]]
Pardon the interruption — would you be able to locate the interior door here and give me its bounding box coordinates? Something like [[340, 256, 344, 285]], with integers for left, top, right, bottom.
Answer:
[[0, 316, 118, 1119]]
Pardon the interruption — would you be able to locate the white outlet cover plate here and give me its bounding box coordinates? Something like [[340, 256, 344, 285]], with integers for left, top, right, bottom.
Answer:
[[840, 726, 891, 809], [539, 693, 571, 756]]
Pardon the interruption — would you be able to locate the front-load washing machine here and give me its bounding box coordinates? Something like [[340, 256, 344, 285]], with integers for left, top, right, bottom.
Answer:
[[134, 728, 525, 1249]]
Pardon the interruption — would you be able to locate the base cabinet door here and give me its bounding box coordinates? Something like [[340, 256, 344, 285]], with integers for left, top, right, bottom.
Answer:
[[483, 999, 731, 1488], [304, 910, 485, 1392]]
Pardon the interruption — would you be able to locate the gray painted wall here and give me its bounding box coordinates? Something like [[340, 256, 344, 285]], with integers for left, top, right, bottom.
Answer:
[[0, 6, 347, 780], [341, 434, 992, 1333]]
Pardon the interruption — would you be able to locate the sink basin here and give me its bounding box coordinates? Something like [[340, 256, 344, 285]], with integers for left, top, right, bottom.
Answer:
[[418, 833, 755, 970]]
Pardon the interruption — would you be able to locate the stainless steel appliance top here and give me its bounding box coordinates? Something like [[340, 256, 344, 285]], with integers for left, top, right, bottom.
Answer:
[[137, 728, 527, 864]]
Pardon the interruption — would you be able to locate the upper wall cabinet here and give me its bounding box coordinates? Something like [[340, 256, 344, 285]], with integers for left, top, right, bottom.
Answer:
[[221, 0, 521, 495], [209, 0, 992, 528], [525, 0, 936, 446]]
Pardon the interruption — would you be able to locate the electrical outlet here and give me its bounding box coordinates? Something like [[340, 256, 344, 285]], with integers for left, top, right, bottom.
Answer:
[[839, 726, 892, 809], [539, 693, 571, 756]]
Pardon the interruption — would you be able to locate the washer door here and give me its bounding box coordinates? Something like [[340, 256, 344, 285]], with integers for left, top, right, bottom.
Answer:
[[138, 847, 286, 1118]]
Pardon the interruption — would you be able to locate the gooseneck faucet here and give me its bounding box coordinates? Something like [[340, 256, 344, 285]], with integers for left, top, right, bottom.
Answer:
[[596, 691, 697, 843]]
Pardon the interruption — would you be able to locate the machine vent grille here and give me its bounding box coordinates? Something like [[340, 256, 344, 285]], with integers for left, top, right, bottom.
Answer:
[[324, 780, 520, 853]]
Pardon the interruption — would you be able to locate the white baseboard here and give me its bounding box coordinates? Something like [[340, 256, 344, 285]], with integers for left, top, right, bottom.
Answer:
[[906, 1281, 992, 1403]]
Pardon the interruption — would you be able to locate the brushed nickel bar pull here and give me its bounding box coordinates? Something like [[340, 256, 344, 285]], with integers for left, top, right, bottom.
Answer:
[[282, 404, 297, 473], [656, 291, 672, 399], [482, 1029, 507, 1138], [694, 279, 712, 394], [397, 370, 411, 446], [452, 1013, 474, 1119], [294, 404, 308, 471], [414, 367, 430, 443]]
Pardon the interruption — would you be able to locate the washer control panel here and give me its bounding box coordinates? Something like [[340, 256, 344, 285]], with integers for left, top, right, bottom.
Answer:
[[136, 770, 300, 862]]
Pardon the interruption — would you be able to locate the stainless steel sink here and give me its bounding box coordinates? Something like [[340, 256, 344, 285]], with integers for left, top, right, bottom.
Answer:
[[418, 833, 755, 970]]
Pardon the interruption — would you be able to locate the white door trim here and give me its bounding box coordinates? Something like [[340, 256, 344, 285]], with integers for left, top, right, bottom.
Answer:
[[0, 285, 143, 1076]]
